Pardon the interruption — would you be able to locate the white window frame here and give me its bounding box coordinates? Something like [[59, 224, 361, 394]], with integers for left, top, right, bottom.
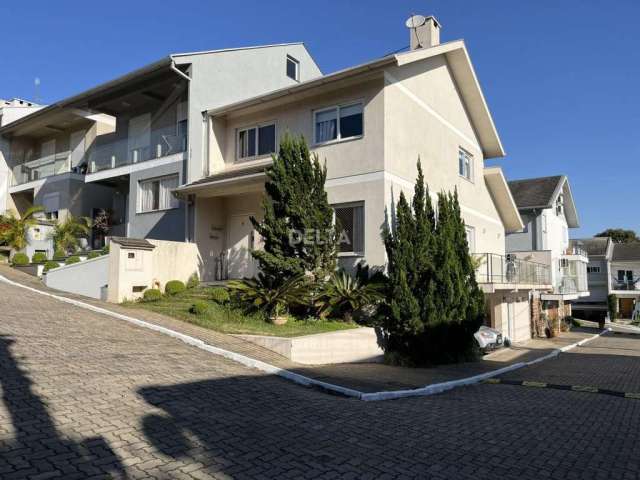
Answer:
[[458, 147, 473, 182], [236, 122, 277, 162], [464, 225, 476, 253], [332, 201, 365, 257], [137, 174, 180, 214], [286, 55, 300, 82], [313, 102, 364, 146], [587, 266, 601, 274]]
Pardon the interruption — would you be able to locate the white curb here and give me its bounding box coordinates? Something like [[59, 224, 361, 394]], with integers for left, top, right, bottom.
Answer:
[[0, 273, 610, 402]]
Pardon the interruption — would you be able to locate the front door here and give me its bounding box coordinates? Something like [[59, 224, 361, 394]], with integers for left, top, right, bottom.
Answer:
[[227, 214, 255, 279], [620, 298, 635, 319]]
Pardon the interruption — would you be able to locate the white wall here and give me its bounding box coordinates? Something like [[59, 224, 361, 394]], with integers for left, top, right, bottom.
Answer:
[[45, 256, 109, 300]]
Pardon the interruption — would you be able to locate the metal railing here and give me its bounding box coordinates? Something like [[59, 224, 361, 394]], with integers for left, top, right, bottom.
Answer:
[[564, 246, 588, 257], [11, 152, 71, 186], [474, 252, 551, 286], [87, 131, 187, 174], [611, 276, 640, 291]]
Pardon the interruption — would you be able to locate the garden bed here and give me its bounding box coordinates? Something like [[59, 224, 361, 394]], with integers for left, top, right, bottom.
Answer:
[[123, 286, 358, 337]]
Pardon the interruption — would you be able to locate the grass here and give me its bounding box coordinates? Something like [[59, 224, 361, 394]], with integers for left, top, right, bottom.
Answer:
[[123, 286, 357, 337]]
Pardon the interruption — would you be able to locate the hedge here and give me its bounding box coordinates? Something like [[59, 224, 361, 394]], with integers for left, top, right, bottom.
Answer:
[[165, 280, 186, 296]]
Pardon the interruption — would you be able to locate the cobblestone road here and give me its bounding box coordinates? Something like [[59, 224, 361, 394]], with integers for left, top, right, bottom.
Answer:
[[2, 279, 640, 479]]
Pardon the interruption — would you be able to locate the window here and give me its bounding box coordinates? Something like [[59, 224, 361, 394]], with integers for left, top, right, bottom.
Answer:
[[464, 225, 476, 253], [458, 148, 473, 181], [237, 123, 276, 160], [286, 55, 299, 81], [618, 270, 633, 282], [314, 103, 363, 144], [138, 174, 180, 213], [587, 266, 601, 274], [334, 202, 364, 255]]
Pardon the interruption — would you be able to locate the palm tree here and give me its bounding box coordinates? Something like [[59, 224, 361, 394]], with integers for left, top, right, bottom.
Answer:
[[0, 206, 44, 251], [50, 215, 93, 254]]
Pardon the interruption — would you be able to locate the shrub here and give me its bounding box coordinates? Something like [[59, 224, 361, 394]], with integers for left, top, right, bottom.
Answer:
[[189, 300, 210, 315], [165, 280, 186, 296], [11, 253, 29, 266], [65, 255, 81, 265], [53, 249, 66, 261], [227, 273, 308, 319], [607, 294, 617, 320], [187, 273, 200, 289], [210, 287, 230, 305], [315, 270, 384, 322], [101, 244, 110, 255], [87, 251, 101, 260], [31, 252, 48, 264], [142, 289, 162, 302], [43, 261, 60, 273]]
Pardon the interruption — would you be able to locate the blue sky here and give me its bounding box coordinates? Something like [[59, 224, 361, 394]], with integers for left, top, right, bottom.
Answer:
[[1, 0, 638, 237]]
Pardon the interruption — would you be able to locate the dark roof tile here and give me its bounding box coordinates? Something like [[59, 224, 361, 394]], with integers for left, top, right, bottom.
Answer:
[[508, 175, 564, 209]]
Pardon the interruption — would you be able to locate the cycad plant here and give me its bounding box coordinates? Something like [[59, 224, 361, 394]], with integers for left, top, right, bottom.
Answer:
[[50, 215, 92, 255], [315, 270, 384, 322], [227, 273, 309, 321], [0, 206, 44, 251]]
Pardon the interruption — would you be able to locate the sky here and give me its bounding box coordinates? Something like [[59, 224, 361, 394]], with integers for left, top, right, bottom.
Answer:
[[1, 0, 638, 237]]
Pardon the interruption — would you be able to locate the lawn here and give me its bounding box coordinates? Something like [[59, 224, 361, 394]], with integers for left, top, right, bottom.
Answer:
[[123, 286, 357, 337]]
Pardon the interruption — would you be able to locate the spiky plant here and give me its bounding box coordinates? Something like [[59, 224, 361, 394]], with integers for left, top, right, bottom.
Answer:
[[315, 270, 384, 322], [50, 215, 92, 254], [0, 206, 44, 251]]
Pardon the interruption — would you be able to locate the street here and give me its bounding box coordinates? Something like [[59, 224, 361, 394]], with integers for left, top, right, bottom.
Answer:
[[1, 279, 640, 480]]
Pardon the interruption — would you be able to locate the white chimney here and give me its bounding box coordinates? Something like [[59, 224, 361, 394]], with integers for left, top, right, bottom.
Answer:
[[406, 15, 441, 50]]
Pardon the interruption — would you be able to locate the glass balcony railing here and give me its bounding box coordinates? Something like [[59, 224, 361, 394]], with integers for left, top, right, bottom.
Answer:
[[557, 259, 588, 294], [11, 152, 71, 186], [474, 253, 551, 286], [87, 131, 187, 174], [612, 277, 640, 291]]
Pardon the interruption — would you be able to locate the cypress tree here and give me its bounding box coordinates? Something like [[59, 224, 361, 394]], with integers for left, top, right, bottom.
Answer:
[[251, 134, 339, 285]]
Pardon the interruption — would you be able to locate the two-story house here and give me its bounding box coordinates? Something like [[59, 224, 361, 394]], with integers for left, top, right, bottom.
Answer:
[[570, 237, 613, 320], [174, 16, 546, 343], [608, 243, 640, 318], [0, 45, 321, 253], [506, 175, 589, 327]]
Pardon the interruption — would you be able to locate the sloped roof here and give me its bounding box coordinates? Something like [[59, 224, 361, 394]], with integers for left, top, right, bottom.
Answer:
[[571, 237, 610, 257], [110, 237, 155, 250], [508, 176, 564, 209], [612, 243, 640, 262]]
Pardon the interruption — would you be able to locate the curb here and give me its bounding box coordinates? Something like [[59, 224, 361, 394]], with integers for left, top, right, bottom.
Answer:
[[0, 274, 609, 402]]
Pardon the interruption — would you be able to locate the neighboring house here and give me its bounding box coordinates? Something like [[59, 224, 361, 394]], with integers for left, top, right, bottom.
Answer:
[[570, 237, 614, 320], [506, 175, 589, 323], [175, 16, 543, 343], [609, 243, 640, 318], [0, 44, 321, 250]]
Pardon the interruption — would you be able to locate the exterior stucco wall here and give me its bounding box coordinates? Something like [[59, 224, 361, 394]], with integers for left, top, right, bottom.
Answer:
[[176, 44, 322, 183], [488, 292, 531, 343], [45, 256, 109, 300], [506, 212, 536, 252], [383, 58, 505, 256], [214, 77, 385, 180]]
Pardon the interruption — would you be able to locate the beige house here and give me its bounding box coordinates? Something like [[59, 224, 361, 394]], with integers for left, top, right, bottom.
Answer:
[[172, 17, 547, 343]]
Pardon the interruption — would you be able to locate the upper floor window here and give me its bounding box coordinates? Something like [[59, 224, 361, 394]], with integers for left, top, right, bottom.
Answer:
[[333, 202, 364, 255], [464, 225, 476, 253], [138, 174, 180, 213], [237, 123, 276, 161], [458, 148, 473, 181], [587, 266, 601, 274], [314, 103, 363, 145], [286, 55, 300, 81]]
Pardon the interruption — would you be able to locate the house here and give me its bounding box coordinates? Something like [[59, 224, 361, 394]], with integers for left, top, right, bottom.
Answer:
[[505, 175, 589, 327], [174, 16, 545, 343], [570, 237, 614, 320], [608, 243, 640, 318], [0, 45, 321, 252]]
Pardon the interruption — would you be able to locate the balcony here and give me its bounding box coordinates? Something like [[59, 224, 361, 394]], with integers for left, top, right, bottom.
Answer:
[[474, 253, 551, 290], [611, 277, 640, 292], [87, 129, 187, 174], [11, 152, 72, 186]]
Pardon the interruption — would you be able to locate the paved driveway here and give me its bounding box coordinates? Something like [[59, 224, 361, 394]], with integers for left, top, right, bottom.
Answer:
[[2, 279, 640, 479]]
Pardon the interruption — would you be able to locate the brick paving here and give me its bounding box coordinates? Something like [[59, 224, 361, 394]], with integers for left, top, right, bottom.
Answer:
[[2, 276, 640, 478]]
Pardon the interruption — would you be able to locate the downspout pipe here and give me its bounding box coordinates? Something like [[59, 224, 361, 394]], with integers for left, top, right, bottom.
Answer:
[[170, 59, 191, 82]]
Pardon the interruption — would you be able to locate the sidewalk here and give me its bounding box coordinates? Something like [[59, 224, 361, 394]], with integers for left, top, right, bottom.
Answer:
[[0, 264, 600, 395]]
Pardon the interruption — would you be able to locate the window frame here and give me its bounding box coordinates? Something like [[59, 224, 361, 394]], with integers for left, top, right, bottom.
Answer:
[[464, 225, 476, 254], [458, 147, 474, 182], [332, 201, 365, 257], [587, 266, 601, 274], [313, 101, 364, 146], [286, 55, 300, 82], [137, 174, 180, 214], [236, 121, 277, 162]]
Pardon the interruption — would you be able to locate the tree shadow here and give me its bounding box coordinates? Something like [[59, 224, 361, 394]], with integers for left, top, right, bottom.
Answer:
[[0, 335, 128, 479]]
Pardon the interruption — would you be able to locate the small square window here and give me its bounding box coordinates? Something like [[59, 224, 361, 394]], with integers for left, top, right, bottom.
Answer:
[[237, 123, 276, 161], [286, 55, 299, 81]]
